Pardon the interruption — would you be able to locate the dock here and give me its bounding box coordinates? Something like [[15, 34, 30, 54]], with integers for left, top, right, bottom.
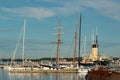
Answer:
[[9, 69, 78, 73]]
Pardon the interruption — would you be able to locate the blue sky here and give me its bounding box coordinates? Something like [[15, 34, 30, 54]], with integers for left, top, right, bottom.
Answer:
[[0, 0, 120, 59]]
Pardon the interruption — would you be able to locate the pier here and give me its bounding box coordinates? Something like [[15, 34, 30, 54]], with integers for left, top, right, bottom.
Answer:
[[9, 69, 78, 73]]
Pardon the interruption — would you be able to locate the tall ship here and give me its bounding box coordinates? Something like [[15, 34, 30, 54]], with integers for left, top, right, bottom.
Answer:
[[9, 16, 84, 73]]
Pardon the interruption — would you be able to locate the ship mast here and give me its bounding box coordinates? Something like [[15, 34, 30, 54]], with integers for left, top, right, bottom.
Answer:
[[56, 16, 61, 69], [73, 14, 78, 68], [78, 12, 82, 67], [22, 19, 26, 66], [84, 36, 86, 55]]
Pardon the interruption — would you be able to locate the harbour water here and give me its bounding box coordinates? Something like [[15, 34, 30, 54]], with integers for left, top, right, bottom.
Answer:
[[0, 69, 86, 80]]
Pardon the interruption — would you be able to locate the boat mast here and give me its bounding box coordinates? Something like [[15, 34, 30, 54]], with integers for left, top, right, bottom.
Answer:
[[56, 16, 61, 69], [78, 12, 82, 67], [84, 36, 86, 55], [22, 19, 26, 66], [73, 14, 78, 68]]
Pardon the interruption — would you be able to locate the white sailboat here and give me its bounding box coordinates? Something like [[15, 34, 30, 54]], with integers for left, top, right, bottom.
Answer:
[[9, 20, 40, 72]]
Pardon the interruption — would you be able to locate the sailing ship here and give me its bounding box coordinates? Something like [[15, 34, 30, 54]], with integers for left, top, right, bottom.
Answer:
[[9, 13, 91, 73], [9, 20, 41, 72], [9, 18, 78, 73]]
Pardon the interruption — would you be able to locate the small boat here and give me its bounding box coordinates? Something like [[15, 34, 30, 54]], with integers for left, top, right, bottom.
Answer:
[[86, 65, 120, 80], [78, 66, 90, 74]]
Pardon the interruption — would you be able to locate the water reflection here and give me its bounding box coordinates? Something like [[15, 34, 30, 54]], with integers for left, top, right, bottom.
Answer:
[[78, 73, 86, 80], [8, 70, 86, 80], [0, 69, 9, 80], [9, 73, 50, 80]]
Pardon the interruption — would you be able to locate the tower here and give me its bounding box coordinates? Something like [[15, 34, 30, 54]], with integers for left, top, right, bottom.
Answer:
[[91, 29, 99, 61]]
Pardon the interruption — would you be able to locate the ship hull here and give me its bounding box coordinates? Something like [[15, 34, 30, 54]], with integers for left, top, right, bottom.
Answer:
[[87, 69, 120, 80]]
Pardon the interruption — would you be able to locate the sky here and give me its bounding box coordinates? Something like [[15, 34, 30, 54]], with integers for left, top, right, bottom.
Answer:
[[0, 0, 120, 59]]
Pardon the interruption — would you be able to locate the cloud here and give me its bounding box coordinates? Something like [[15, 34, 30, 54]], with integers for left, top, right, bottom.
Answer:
[[40, 0, 120, 21], [0, 6, 79, 20], [78, 0, 120, 21], [1, 7, 55, 19], [0, 0, 120, 21], [36, 0, 66, 3], [83, 0, 119, 21], [41, 0, 120, 21], [52, 5, 80, 15]]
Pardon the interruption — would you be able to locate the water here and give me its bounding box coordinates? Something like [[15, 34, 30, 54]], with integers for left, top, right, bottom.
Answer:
[[0, 69, 86, 80]]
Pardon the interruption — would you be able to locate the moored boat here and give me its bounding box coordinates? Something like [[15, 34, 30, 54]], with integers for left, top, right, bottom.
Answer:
[[86, 66, 120, 80], [9, 18, 79, 73]]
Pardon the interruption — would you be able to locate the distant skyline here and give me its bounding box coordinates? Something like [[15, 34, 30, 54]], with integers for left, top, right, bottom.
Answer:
[[0, 0, 120, 59]]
